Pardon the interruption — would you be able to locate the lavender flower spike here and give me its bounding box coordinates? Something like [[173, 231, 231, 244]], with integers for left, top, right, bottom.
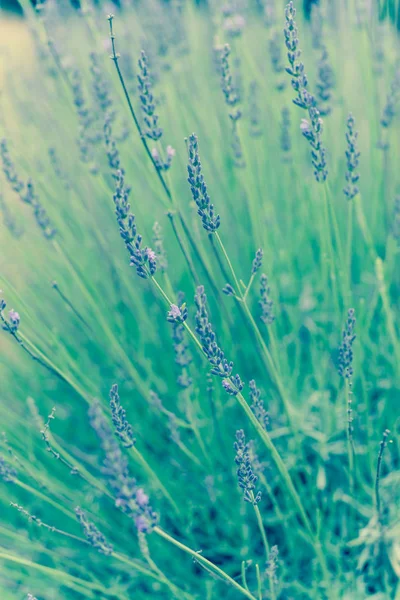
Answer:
[[167, 303, 188, 323], [251, 248, 263, 275], [338, 308, 356, 378], [137, 50, 163, 141], [75, 507, 113, 555], [169, 291, 193, 389], [113, 170, 157, 279], [89, 402, 158, 533], [259, 274, 275, 325], [283, 2, 327, 182], [109, 384, 136, 448], [234, 430, 261, 505], [195, 285, 243, 395], [187, 134, 220, 232], [249, 380, 269, 430], [343, 114, 360, 200]]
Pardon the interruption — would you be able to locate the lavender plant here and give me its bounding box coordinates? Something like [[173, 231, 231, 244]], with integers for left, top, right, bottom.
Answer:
[[0, 0, 399, 598]]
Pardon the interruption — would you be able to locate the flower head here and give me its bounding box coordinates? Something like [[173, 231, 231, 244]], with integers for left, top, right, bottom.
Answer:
[[75, 507, 113, 555], [234, 430, 261, 505], [338, 308, 356, 378], [187, 135, 221, 232]]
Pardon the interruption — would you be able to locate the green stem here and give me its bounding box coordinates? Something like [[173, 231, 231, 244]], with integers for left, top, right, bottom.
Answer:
[[150, 275, 327, 578], [108, 16, 219, 300], [255, 563, 262, 600], [214, 233, 295, 432], [17, 331, 89, 401], [251, 497, 270, 560], [167, 211, 199, 284], [253, 500, 277, 600], [52, 240, 149, 399], [375, 429, 390, 521], [346, 200, 354, 303], [0, 550, 111, 596], [375, 258, 400, 371], [108, 16, 172, 205], [153, 527, 257, 600], [321, 184, 341, 314], [344, 379, 355, 495]]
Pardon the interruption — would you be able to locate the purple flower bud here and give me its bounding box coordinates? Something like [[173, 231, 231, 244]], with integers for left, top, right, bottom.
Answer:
[[300, 119, 311, 133], [136, 488, 149, 507], [166, 145, 176, 158], [146, 248, 156, 262], [135, 515, 149, 532], [168, 304, 181, 320]]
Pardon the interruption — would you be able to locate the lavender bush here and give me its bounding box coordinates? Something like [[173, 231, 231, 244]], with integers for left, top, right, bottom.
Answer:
[[0, 1, 399, 598]]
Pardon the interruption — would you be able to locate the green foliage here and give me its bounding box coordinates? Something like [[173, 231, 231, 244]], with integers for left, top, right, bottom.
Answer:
[[0, 0, 399, 598]]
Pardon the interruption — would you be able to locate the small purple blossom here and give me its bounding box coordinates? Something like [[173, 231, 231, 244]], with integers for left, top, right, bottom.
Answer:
[[136, 488, 149, 507], [167, 303, 188, 323], [169, 304, 181, 319], [166, 145, 176, 158], [135, 515, 150, 532], [300, 119, 311, 134], [152, 146, 175, 171], [8, 309, 20, 330], [146, 248, 156, 262]]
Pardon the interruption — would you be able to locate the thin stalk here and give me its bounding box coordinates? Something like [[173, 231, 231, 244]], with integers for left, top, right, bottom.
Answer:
[[255, 563, 262, 600], [52, 281, 92, 331], [0, 551, 106, 597], [346, 199, 354, 303], [111, 551, 174, 586], [14, 480, 77, 521], [375, 258, 400, 371], [252, 498, 277, 600], [241, 561, 250, 593], [178, 211, 222, 301], [209, 233, 231, 284], [138, 535, 194, 600], [108, 16, 172, 204], [244, 274, 255, 301], [354, 194, 377, 262], [250, 493, 270, 560], [153, 527, 257, 600], [52, 240, 149, 399], [242, 301, 295, 430], [344, 379, 356, 494], [214, 232, 295, 431], [167, 211, 199, 284], [43, 431, 112, 499], [375, 429, 390, 521], [17, 330, 89, 401], [182, 389, 213, 470], [321, 184, 341, 314]]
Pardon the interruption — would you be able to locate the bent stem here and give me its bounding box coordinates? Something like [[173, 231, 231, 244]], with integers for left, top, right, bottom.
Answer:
[[153, 527, 257, 600]]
